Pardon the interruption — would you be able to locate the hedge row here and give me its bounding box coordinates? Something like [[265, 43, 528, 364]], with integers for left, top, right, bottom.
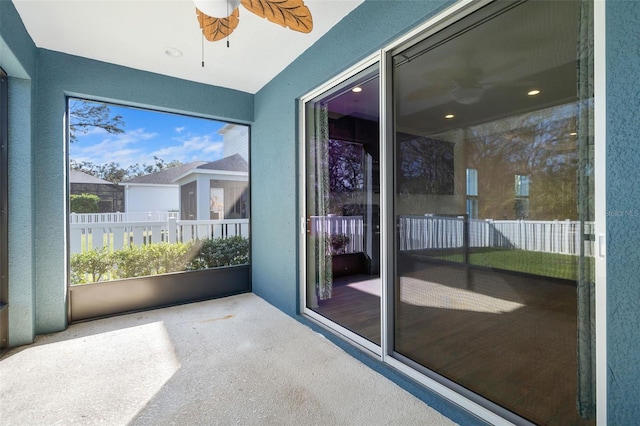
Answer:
[[70, 236, 249, 285]]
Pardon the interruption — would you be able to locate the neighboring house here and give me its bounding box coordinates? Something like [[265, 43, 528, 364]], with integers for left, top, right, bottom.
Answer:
[[69, 170, 123, 213], [119, 161, 206, 213], [219, 123, 249, 162], [174, 154, 248, 220]]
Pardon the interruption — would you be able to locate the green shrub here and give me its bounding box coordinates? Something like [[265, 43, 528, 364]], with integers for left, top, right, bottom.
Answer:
[[70, 193, 100, 213], [112, 242, 192, 279], [188, 236, 250, 270], [70, 247, 113, 284], [69, 237, 249, 284]]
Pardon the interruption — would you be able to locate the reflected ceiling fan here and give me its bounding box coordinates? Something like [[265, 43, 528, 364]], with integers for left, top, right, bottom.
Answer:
[[406, 54, 535, 105], [195, 0, 313, 42]]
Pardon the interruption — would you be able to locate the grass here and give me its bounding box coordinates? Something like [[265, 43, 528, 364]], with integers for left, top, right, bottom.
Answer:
[[429, 248, 594, 281]]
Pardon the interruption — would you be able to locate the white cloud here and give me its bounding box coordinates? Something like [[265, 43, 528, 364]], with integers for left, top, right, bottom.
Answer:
[[152, 134, 224, 164], [71, 123, 230, 171], [71, 128, 158, 167]]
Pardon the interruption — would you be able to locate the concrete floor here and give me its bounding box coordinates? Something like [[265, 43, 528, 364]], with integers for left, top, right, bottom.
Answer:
[[0, 293, 455, 425]]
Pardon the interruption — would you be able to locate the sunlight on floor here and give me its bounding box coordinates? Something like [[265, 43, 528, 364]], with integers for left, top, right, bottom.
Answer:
[[400, 276, 525, 314], [0, 322, 179, 424]]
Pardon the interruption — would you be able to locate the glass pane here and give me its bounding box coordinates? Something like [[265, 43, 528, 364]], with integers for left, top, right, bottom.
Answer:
[[393, 1, 594, 424], [68, 99, 250, 285], [305, 64, 381, 345]]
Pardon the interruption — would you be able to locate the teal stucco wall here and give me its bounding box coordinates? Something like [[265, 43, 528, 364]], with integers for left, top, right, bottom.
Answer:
[[251, 0, 450, 315], [606, 0, 640, 422], [1, 0, 37, 346], [251, 0, 640, 423], [1, 0, 253, 343]]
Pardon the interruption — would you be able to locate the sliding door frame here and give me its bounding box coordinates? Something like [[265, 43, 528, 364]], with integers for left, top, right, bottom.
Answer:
[[299, 0, 607, 423], [298, 53, 382, 357], [0, 68, 8, 351]]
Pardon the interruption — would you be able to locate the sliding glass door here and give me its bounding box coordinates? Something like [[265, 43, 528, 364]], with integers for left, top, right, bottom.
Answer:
[[302, 1, 597, 423], [391, 1, 595, 423], [304, 63, 381, 347]]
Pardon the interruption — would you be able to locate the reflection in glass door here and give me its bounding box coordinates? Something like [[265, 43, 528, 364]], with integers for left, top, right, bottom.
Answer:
[[304, 64, 381, 346], [391, 1, 594, 424]]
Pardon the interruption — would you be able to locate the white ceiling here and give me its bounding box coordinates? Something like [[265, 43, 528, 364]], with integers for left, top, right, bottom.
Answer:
[[12, 0, 363, 94]]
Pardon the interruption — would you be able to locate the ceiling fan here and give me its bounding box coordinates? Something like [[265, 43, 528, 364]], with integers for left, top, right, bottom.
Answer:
[[195, 0, 313, 42], [406, 54, 535, 105]]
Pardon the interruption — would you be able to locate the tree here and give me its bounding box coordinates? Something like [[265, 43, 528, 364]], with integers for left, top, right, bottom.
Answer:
[[70, 193, 100, 213], [70, 157, 184, 184], [68, 99, 125, 143]]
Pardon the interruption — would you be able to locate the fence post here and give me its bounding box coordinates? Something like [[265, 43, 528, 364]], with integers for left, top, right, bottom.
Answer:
[[168, 217, 177, 243]]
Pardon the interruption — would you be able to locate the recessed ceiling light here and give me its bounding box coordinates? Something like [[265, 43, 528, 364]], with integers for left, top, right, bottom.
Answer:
[[165, 47, 183, 58], [527, 89, 541, 96], [352, 86, 363, 93], [445, 114, 455, 119]]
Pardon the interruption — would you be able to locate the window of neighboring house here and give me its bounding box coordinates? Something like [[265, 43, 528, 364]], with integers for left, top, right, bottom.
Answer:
[[466, 168, 478, 219], [68, 98, 250, 286], [0, 68, 8, 351], [514, 174, 530, 219]]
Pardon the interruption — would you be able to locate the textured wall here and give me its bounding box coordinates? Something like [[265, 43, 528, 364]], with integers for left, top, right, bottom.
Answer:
[[1, 0, 37, 346], [2, 0, 254, 343], [32, 50, 253, 335], [250, 1, 486, 424], [252, 0, 450, 314], [606, 0, 640, 422]]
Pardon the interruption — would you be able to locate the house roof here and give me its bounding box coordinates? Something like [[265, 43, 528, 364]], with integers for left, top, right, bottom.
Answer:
[[69, 170, 113, 185], [196, 154, 248, 173], [120, 161, 208, 185]]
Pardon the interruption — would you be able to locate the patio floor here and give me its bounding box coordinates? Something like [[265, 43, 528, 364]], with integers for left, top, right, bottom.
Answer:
[[0, 293, 454, 426]]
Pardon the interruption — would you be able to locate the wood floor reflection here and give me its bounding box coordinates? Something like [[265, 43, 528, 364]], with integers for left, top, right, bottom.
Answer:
[[316, 274, 381, 345], [314, 261, 595, 425]]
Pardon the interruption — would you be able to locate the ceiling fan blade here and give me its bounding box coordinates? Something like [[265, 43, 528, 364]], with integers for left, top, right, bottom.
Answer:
[[241, 0, 313, 33], [197, 7, 240, 42]]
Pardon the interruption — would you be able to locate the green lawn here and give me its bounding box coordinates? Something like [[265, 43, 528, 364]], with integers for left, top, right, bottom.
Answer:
[[431, 248, 594, 281]]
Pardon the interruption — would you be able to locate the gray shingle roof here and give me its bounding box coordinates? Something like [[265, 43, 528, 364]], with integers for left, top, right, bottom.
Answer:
[[196, 154, 248, 172], [69, 170, 113, 185], [120, 161, 208, 185]]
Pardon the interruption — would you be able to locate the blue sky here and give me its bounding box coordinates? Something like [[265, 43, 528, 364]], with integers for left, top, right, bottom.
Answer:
[[70, 100, 227, 169]]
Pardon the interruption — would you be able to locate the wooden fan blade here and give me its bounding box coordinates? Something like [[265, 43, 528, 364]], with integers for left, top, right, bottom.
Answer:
[[197, 8, 240, 42], [241, 0, 313, 33]]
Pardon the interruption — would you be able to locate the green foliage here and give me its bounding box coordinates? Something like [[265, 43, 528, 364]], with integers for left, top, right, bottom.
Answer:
[[431, 248, 593, 281], [69, 237, 250, 285], [69, 99, 125, 143], [329, 234, 350, 255], [112, 242, 192, 279], [70, 248, 113, 284], [187, 236, 250, 270], [70, 193, 100, 213], [70, 156, 184, 184]]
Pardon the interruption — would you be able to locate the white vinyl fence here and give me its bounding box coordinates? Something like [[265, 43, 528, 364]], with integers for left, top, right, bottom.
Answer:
[[398, 215, 595, 257], [70, 217, 249, 255], [70, 211, 178, 224], [309, 214, 594, 257], [309, 215, 364, 253]]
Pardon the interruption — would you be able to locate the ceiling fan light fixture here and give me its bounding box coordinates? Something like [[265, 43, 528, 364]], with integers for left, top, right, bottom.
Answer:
[[194, 0, 241, 18], [451, 85, 484, 105]]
